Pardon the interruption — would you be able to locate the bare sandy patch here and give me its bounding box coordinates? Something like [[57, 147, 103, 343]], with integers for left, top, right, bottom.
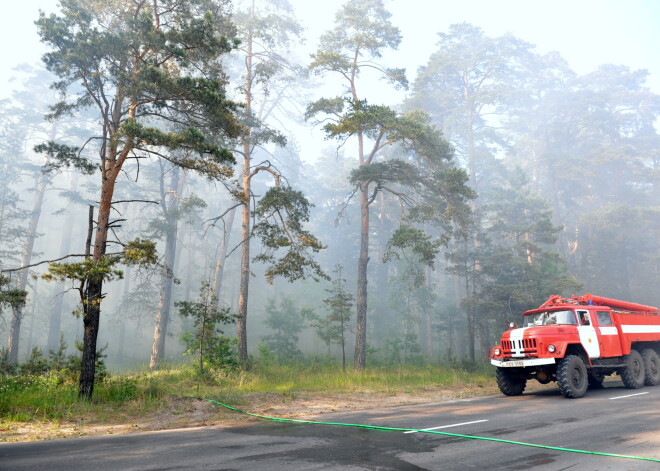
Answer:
[[1, 383, 558, 442]]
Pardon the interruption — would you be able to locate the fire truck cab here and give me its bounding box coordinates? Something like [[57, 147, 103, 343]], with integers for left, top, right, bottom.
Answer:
[[490, 294, 660, 398]]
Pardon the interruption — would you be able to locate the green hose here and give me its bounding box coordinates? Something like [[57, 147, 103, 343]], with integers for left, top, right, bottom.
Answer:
[[204, 398, 660, 464]]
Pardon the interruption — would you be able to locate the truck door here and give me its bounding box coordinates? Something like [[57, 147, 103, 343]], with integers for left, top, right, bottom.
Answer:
[[577, 310, 600, 358], [594, 310, 622, 357]]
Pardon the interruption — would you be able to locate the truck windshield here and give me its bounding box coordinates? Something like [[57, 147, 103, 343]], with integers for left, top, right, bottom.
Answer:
[[523, 310, 577, 326]]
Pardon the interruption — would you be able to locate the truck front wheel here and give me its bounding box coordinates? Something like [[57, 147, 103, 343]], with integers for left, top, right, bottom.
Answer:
[[557, 355, 588, 398], [496, 368, 526, 396], [641, 349, 660, 386], [620, 349, 645, 389]]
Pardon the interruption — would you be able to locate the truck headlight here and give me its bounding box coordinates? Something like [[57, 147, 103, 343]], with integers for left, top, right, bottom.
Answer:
[[548, 344, 556, 353], [493, 348, 501, 356]]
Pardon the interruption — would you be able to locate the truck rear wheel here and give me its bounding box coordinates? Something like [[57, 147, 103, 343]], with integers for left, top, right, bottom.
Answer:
[[496, 368, 526, 396], [557, 355, 588, 398], [620, 349, 645, 389], [641, 349, 660, 386]]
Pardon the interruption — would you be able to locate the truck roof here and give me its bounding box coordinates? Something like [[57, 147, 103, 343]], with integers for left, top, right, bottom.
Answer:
[[524, 294, 659, 316]]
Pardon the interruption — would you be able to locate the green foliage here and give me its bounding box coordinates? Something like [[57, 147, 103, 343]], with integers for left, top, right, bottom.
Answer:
[[18, 348, 50, 376], [448, 169, 582, 332], [0, 288, 28, 312], [43, 258, 124, 285], [180, 331, 238, 374], [42, 237, 159, 316], [306, 265, 354, 366], [303, 96, 345, 120], [259, 296, 308, 363], [34, 141, 95, 174], [382, 334, 423, 365], [178, 282, 238, 374], [120, 120, 236, 177], [309, 0, 404, 83], [307, 99, 475, 273], [252, 187, 328, 283], [122, 238, 158, 266], [48, 333, 70, 371], [349, 159, 420, 188], [323, 100, 398, 140], [384, 225, 441, 267], [35, 0, 240, 180], [0, 336, 106, 385]]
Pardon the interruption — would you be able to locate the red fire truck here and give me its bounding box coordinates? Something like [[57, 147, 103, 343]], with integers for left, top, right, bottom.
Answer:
[[490, 294, 660, 398]]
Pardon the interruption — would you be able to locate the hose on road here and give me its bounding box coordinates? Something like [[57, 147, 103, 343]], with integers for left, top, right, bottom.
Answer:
[[204, 398, 660, 464]]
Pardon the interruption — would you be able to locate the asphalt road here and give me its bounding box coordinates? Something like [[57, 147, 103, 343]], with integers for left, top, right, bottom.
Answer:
[[2, 379, 659, 470]]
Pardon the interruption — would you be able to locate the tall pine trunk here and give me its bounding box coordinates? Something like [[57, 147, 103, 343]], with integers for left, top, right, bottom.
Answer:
[[79, 170, 117, 400], [236, 27, 253, 364], [354, 184, 370, 369], [237, 153, 251, 363]]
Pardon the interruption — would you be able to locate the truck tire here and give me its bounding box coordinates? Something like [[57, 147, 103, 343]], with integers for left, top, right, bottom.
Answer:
[[557, 355, 588, 398], [496, 368, 526, 396], [620, 349, 645, 389], [641, 349, 660, 386]]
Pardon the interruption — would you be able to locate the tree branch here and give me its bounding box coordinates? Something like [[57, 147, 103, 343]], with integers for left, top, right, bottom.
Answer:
[[1, 254, 89, 273], [111, 199, 160, 205]]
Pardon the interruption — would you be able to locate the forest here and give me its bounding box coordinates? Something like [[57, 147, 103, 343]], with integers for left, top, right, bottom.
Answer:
[[0, 0, 658, 401]]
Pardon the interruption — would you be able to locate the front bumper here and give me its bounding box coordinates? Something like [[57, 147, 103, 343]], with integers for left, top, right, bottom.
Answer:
[[491, 358, 556, 368]]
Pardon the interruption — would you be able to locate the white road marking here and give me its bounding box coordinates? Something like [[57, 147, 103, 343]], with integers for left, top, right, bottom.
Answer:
[[403, 419, 488, 434], [609, 392, 650, 400]]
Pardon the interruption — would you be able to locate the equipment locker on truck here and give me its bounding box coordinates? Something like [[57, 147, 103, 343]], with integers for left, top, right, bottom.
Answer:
[[489, 294, 660, 398]]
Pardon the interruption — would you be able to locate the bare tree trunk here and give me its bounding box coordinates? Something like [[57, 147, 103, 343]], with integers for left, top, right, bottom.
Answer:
[[149, 229, 177, 368], [237, 157, 251, 363], [25, 279, 38, 354], [466, 268, 475, 363], [424, 310, 434, 357], [373, 192, 388, 350], [354, 184, 370, 369], [7, 172, 47, 363], [213, 206, 235, 306], [453, 272, 463, 359], [150, 166, 185, 369], [237, 26, 254, 365]]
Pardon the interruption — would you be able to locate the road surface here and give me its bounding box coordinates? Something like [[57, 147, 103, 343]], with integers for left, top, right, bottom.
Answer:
[[1, 380, 659, 470]]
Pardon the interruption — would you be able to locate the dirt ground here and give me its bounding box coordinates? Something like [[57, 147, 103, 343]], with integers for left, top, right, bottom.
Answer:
[[1, 383, 533, 442]]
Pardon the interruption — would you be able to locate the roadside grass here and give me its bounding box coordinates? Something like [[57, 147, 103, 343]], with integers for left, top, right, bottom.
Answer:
[[0, 361, 496, 437], [241, 362, 494, 394]]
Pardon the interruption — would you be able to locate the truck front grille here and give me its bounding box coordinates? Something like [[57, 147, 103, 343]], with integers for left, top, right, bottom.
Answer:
[[502, 338, 537, 355]]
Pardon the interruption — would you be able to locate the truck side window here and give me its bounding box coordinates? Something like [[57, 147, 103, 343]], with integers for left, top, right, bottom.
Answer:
[[578, 311, 591, 326], [596, 311, 612, 326]]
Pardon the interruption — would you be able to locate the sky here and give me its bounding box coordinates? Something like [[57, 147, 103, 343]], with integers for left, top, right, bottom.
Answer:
[[1, 0, 659, 106]]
